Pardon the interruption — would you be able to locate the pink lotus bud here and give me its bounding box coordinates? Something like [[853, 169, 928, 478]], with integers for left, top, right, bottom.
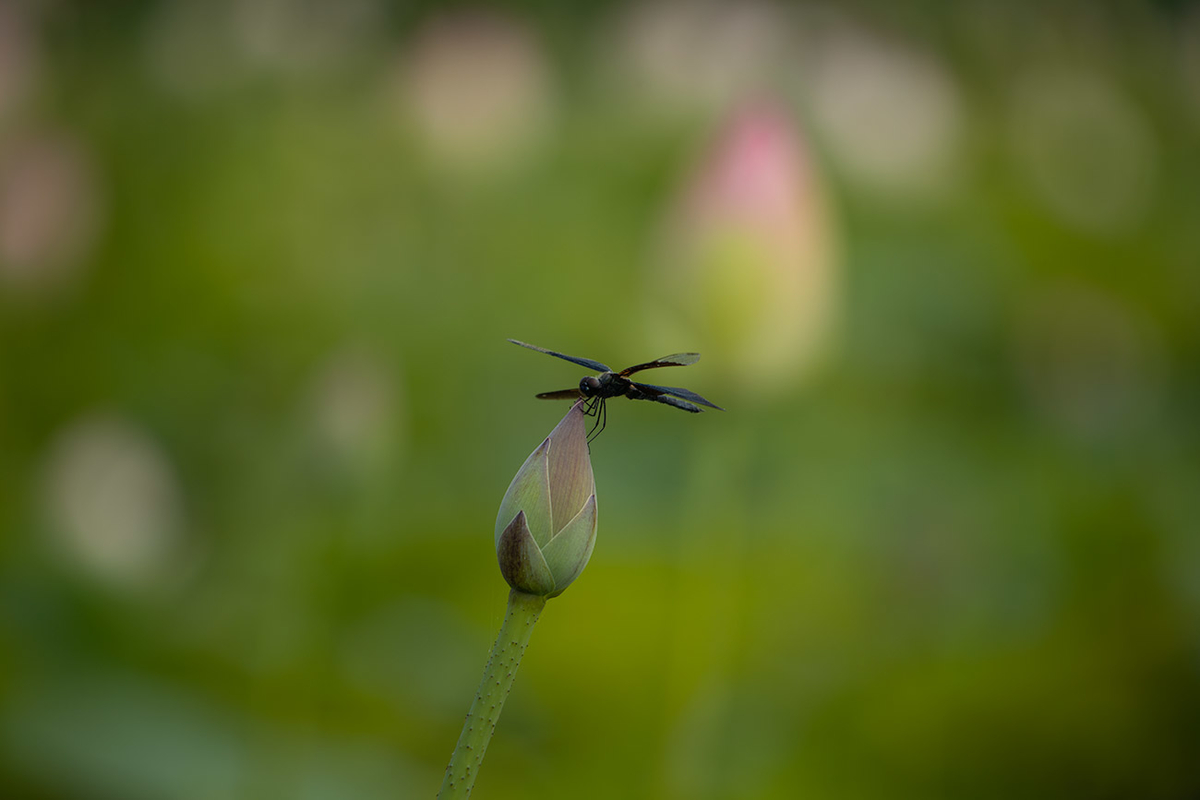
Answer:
[[649, 101, 839, 396]]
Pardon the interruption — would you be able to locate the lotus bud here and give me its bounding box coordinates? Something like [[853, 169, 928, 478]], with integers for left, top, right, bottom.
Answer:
[[494, 402, 597, 597], [649, 100, 839, 397]]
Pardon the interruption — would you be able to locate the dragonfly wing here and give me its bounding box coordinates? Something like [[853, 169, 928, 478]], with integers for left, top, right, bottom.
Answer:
[[642, 391, 702, 413], [635, 382, 724, 411], [535, 389, 584, 400], [508, 339, 612, 372], [620, 352, 700, 376]]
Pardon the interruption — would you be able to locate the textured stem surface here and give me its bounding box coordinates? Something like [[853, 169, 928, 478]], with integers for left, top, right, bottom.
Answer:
[[438, 589, 546, 799]]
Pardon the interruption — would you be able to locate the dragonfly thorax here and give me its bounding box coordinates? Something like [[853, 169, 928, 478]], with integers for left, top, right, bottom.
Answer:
[[580, 372, 626, 398]]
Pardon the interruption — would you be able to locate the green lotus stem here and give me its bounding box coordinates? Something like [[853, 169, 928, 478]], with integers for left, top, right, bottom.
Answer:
[[438, 589, 547, 799]]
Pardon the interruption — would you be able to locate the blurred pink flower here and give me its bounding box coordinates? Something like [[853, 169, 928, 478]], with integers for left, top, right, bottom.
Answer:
[[648, 101, 839, 397], [0, 133, 103, 294], [0, 0, 40, 120]]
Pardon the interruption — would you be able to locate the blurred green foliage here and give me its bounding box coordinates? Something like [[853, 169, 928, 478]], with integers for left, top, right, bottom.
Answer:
[[1, 1, 1199, 798]]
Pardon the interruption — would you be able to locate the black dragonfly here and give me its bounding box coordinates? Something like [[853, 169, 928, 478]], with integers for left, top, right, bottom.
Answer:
[[508, 339, 723, 441]]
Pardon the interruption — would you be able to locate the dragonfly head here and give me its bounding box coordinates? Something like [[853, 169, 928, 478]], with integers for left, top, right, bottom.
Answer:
[[579, 376, 601, 396]]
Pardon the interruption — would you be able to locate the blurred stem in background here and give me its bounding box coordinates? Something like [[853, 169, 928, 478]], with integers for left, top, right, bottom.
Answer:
[[660, 419, 754, 797]]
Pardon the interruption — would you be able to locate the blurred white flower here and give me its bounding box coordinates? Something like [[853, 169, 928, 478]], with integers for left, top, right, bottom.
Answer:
[[392, 10, 552, 169], [607, 0, 789, 113], [648, 101, 839, 397], [1008, 68, 1157, 234], [42, 415, 187, 588], [803, 25, 964, 198], [142, 0, 242, 99], [0, 133, 103, 295], [234, 0, 384, 73], [306, 347, 399, 469]]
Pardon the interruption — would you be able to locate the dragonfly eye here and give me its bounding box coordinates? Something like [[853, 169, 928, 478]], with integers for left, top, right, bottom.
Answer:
[[579, 376, 599, 395]]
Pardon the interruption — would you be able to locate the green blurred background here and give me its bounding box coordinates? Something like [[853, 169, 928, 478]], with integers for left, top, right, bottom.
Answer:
[[2, 1, 1199, 798]]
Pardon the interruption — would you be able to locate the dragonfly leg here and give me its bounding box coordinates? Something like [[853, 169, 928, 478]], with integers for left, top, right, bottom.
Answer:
[[587, 399, 608, 444]]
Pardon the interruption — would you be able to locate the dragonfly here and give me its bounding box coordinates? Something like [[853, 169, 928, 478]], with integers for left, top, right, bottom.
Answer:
[[508, 339, 723, 441]]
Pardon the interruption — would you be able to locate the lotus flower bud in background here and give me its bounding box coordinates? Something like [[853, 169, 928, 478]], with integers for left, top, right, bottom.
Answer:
[[647, 100, 839, 398], [494, 403, 597, 597]]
